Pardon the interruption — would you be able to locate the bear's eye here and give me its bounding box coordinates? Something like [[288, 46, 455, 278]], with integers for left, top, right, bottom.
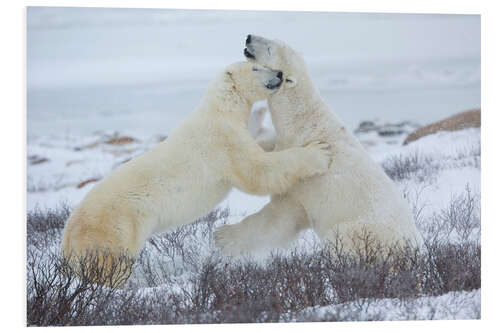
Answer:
[[252, 67, 258, 72], [286, 79, 293, 83]]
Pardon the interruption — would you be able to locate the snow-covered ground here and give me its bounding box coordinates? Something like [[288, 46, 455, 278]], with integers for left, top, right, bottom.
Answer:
[[26, 7, 480, 323], [26, 124, 481, 322], [288, 289, 480, 321]]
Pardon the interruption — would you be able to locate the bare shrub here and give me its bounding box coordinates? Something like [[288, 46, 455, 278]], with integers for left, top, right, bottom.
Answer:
[[382, 151, 438, 182], [27, 204, 71, 249], [26, 187, 480, 325], [26, 248, 189, 326], [383, 139, 480, 184], [132, 207, 230, 288], [454, 139, 481, 169], [437, 185, 480, 243], [419, 184, 480, 245], [27, 249, 126, 326], [27, 235, 480, 325]]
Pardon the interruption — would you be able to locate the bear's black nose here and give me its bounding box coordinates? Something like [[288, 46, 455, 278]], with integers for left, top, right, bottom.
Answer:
[[246, 34, 252, 45], [277, 71, 283, 80]]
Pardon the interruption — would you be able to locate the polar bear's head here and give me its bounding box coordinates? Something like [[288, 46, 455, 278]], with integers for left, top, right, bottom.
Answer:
[[244, 35, 307, 90], [223, 61, 283, 103]]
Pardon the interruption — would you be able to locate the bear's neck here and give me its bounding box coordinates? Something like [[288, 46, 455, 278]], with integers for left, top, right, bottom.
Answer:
[[269, 77, 321, 139], [268, 74, 350, 147], [203, 80, 252, 124]]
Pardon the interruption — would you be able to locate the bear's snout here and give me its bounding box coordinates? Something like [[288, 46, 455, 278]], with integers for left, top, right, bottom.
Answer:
[[265, 72, 283, 90], [244, 48, 255, 59], [244, 35, 256, 59]]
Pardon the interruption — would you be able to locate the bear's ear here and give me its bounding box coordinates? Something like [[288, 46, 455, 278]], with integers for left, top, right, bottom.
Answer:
[[285, 76, 297, 88]]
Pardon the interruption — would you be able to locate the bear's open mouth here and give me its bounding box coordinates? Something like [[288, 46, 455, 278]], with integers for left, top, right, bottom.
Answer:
[[244, 48, 255, 59]]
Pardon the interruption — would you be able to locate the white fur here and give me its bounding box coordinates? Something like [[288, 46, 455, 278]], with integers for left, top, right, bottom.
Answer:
[[248, 106, 276, 152], [215, 37, 423, 255], [61, 61, 332, 284]]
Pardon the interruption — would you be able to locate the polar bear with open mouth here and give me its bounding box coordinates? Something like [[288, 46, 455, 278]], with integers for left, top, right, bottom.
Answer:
[[61, 61, 332, 286], [215, 36, 423, 256]]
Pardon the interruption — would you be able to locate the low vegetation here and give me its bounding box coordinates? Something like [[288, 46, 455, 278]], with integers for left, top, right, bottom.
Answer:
[[26, 184, 480, 325]]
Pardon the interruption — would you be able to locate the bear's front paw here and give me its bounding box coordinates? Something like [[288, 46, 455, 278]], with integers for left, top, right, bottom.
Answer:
[[303, 140, 333, 176]]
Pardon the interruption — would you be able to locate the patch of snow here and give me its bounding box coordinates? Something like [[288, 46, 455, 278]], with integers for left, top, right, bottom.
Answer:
[[290, 289, 480, 321]]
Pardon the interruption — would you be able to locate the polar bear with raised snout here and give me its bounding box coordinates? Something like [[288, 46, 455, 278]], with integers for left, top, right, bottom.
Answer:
[[61, 61, 332, 286], [215, 36, 423, 256]]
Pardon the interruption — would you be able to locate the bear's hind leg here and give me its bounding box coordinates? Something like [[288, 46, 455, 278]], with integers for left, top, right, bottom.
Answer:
[[321, 222, 410, 259]]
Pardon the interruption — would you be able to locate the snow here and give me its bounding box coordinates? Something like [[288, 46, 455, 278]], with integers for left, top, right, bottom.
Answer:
[[291, 289, 480, 321], [379, 128, 481, 222]]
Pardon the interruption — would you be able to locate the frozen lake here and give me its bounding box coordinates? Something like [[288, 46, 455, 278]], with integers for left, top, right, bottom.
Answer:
[[27, 7, 480, 140]]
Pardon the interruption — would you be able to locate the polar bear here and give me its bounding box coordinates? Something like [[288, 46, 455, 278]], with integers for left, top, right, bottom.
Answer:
[[215, 36, 423, 256], [61, 61, 332, 286]]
